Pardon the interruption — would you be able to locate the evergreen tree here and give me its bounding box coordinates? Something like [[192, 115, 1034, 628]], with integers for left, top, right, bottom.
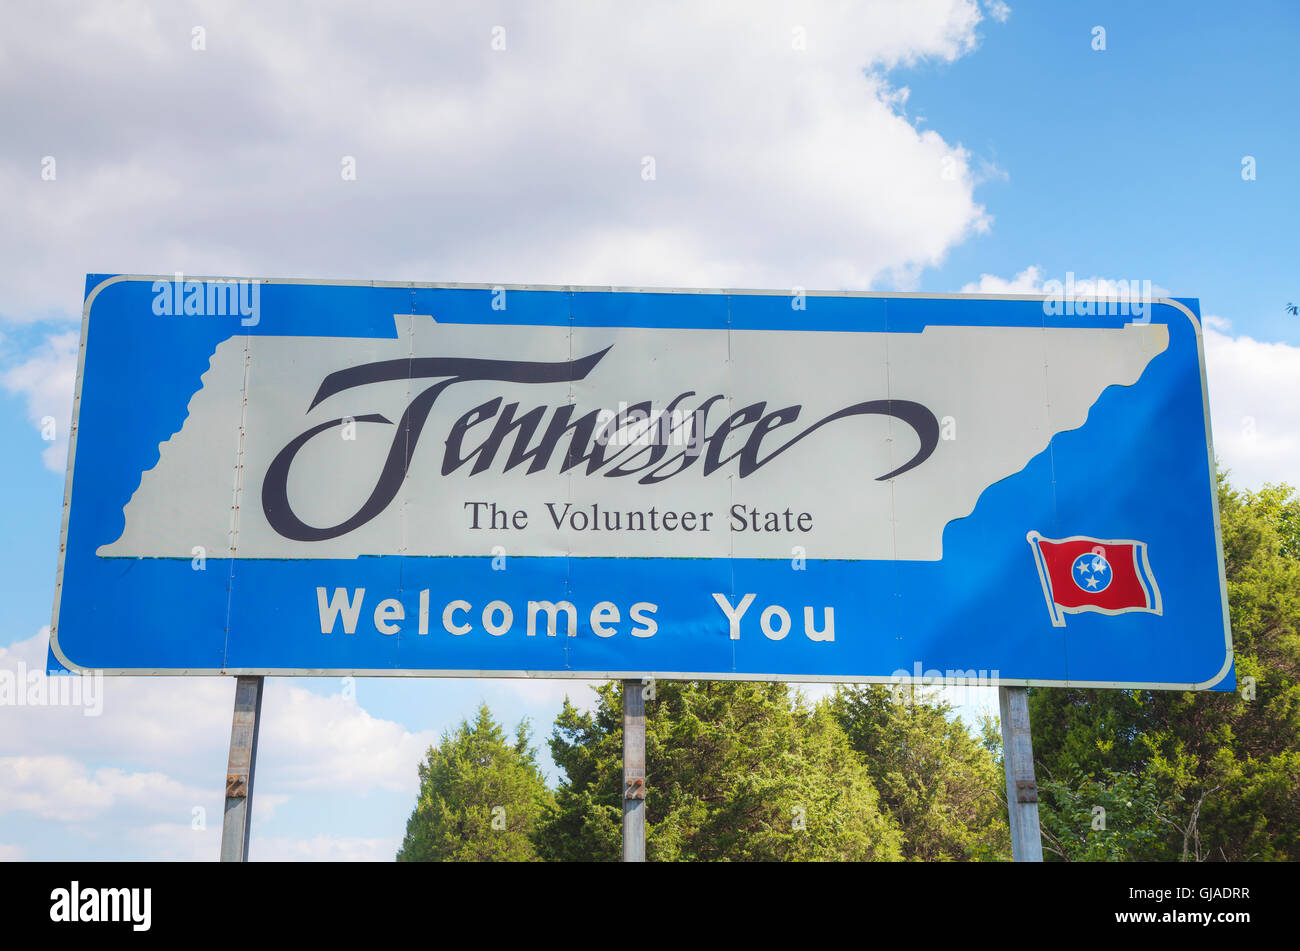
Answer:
[[538, 681, 903, 861], [397, 704, 554, 862], [829, 686, 1011, 860]]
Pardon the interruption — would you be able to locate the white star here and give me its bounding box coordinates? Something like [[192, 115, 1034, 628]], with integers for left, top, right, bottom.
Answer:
[[1085, 576, 1100, 588]]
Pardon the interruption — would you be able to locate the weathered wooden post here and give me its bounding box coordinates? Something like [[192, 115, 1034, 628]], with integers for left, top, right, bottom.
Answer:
[[999, 685, 1043, 862], [220, 675, 265, 862], [622, 679, 646, 862]]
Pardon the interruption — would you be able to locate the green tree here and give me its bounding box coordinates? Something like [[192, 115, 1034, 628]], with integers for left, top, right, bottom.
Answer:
[[1036, 770, 1167, 862], [1030, 475, 1300, 860], [829, 686, 1011, 860], [538, 681, 903, 861], [397, 703, 554, 862], [1239, 482, 1300, 560]]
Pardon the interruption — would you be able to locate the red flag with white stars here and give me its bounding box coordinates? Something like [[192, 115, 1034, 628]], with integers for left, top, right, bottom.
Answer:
[[1027, 531, 1162, 627]]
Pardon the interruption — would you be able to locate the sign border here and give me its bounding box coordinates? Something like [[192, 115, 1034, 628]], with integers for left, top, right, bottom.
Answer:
[[49, 276, 1233, 689]]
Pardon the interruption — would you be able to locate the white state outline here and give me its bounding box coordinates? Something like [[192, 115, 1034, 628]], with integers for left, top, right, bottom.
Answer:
[[48, 278, 1234, 690], [1026, 531, 1164, 627]]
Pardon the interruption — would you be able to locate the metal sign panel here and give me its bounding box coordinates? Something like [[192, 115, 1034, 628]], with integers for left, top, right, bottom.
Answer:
[[50, 276, 1233, 689]]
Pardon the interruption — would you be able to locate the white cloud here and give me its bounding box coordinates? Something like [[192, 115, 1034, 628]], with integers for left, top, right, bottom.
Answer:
[[0, 628, 436, 856], [258, 688, 437, 794], [985, 1, 1012, 24], [960, 265, 1170, 299], [0, 630, 232, 763], [1, 0, 997, 326], [133, 823, 221, 862], [961, 265, 1044, 295], [251, 833, 399, 862], [1203, 322, 1300, 491], [2, 630, 436, 787], [1, 330, 78, 472], [0, 755, 208, 823], [484, 677, 603, 711]]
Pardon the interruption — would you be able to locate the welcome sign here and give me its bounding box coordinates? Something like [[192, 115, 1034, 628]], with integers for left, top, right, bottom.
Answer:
[[50, 277, 1232, 689]]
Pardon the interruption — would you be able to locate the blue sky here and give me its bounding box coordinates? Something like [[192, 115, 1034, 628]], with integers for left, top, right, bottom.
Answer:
[[1, 1, 1297, 860], [907, 0, 1300, 348]]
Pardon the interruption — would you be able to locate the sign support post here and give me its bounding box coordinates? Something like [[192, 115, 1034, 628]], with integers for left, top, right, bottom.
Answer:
[[220, 675, 265, 862], [622, 679, 646, 862], [999, 685, 1043, 862]]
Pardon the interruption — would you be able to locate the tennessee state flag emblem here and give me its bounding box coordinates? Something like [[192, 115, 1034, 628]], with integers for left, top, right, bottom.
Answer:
[[1026, 531, 1163, 627]]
